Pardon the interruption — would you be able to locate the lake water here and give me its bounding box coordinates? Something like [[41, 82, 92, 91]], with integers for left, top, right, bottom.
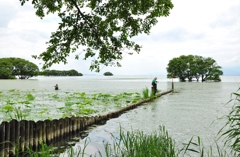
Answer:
[[1, 75, 240, 156]]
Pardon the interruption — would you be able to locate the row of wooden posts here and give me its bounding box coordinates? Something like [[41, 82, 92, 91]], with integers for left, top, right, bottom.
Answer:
[[0, 90, 173, 157]]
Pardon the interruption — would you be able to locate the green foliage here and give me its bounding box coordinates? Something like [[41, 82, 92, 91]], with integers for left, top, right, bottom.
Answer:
[[142, 87, 149, 99], [101, 126, 178, 157], [218, 88, 240, 156], [103, 72, 113, 76], [26, 93, 35, 101], [2, 105, 28, 121], [0, 57, 39, 79], [0, 59, 14, 79], [182, 136, 230, 157], [2, 105, 14, 112], [0, 89, 143, 121], [166, 55, 223, 82], [40, 69, 83, 76], [20, 0, 174, 72]]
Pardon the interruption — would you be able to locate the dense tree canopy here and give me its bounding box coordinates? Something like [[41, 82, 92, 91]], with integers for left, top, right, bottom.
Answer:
[[40, 69, 83, 76], [0, 58, 39, 79], [166, 55, 223, 82], [103, 72, 113, 76], [19, 0, 174, 72]]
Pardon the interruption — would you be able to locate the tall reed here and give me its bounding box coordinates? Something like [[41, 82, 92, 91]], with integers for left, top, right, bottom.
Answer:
[[99, 126, 179, 157], [218, 88, 240, 156], [142, 87, 149, 99]]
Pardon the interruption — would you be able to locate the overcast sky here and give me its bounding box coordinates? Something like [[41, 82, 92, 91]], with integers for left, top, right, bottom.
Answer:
[[0, 0, 240, 76]]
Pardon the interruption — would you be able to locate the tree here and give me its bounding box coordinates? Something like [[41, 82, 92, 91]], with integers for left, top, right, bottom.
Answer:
[[103, 72, 113, 76], [0, 59, 14, 79], [166, 55, 223, 82], [0, 58, 39, 79], [67, 69, 81, 76], [40, 69, 83, 76], [19, 0, 174, 72]]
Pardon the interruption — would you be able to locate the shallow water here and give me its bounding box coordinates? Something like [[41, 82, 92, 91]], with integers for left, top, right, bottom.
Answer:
[[57, 76, 239, 156], [1, 75, 240, 156]]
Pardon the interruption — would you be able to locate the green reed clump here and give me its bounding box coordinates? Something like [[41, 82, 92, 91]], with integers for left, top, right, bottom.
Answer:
[[99, 126, 179, 157], [142, 87, 149, 99]]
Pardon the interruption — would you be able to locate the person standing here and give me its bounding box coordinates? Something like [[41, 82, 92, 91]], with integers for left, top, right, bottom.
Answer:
[[151, 77, 158, 95]]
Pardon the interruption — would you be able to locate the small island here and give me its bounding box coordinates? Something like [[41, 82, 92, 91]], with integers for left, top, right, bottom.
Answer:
[[103, 72, 113, 76]]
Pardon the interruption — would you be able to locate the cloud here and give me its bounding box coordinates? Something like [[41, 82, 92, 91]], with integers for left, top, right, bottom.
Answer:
[[0, 0, 240, 76]]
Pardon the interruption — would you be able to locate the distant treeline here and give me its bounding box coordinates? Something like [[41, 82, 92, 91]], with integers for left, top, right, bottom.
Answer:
[[0, 57, 82, 79], [39, 69, 83, 76]]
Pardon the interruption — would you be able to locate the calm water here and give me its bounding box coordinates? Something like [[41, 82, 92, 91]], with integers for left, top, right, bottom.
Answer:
[[1, 76, 240, 156]]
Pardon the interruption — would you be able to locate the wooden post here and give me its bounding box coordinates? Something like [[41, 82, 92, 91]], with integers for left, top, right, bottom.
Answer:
[[172, 73, 174, 91], [59, 119, 63, 139], [56, 120, 61, 140], [15, 120, 20, 152], [33, 122, 38, 150], [36, 121, 43, 147], [77, 118, 81, 131], [25, 120, 30, 149], [20, 120, 26, 152], [0, 122, 5, 157], [69, 118, 73, 134], [52, 119, 58, 141], [42, 121, 46, 144], [29, 121, 34, 149], [45, 120, 51, 144]]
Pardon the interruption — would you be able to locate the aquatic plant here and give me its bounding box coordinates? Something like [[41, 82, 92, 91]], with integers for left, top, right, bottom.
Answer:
[[52, 94, 59, 99], [142, 87, 149, 99], [8, 89, 16, 92], [0, 90, 153, 121], [218, 88, 240, 156], [2, 105, 27, 121], [182, 136, 230, 157], [26, 93, 35, 101]]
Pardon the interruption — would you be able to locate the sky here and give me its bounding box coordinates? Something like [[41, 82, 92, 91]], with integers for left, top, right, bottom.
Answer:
[[0, 0, 240, 76]]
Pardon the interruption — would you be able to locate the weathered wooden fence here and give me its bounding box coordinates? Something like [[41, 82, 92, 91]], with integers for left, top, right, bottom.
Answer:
[[0, 90, 173, 157]]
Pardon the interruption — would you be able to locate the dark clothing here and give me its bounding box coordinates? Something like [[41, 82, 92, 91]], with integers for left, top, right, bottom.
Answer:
[[152, 79, 157, 95]]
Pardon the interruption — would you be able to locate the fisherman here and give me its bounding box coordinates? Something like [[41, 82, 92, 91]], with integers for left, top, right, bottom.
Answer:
[[151, 77, 158, 95]]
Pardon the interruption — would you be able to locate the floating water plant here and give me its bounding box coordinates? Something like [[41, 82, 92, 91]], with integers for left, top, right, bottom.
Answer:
[[2, 105, 14, 112], [26, 93, 35, 100], [0, 89, 147, 121]]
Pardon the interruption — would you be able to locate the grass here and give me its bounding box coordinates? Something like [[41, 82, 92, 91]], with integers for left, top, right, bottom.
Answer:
[[2, 124, 234, 157], [218, 87, 240, 156], [100, 126, 178, 157], [142, 87, 150, 99], [142, 87, 161, 99]]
